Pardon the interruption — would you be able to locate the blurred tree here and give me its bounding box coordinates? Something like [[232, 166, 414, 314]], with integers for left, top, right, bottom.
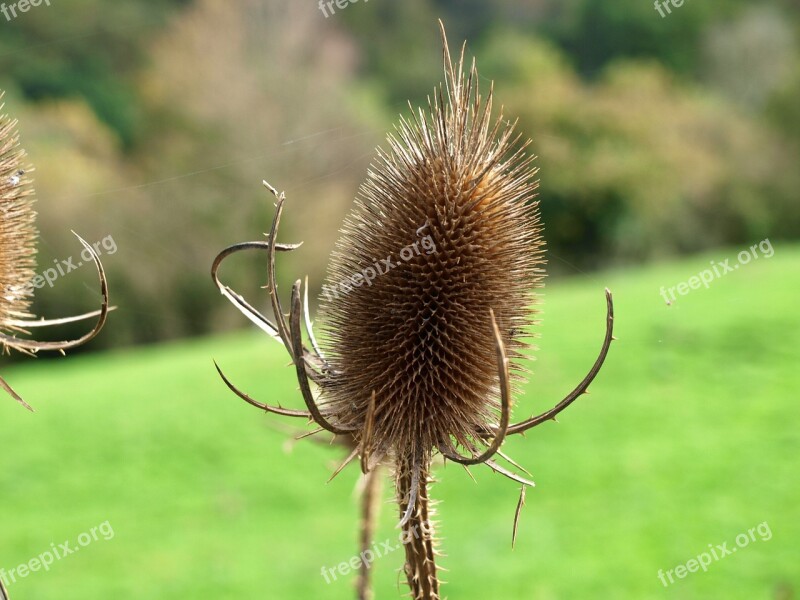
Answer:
[[479, 31, 799, 268], [3, 0, 388, 347], [0, 0, 189, 147], [1, 0, 798, 349], [117, 0, 386, 342], [543, 0, 751, 78], [702, 6, 798, 111], [340, 0, 441, 106]]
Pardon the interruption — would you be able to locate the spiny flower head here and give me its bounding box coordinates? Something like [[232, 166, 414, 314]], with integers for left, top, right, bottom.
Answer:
[[319, 34, 545, 464]]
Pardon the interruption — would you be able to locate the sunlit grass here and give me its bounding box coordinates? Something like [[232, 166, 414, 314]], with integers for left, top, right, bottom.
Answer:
[[1, 243, 797, 599]]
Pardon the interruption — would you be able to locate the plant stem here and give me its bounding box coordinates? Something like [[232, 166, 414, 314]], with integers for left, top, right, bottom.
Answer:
[[397, 456, 440, 599]]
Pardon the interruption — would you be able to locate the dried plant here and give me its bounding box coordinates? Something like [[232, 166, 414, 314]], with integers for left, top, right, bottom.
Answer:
[[0, 93, 110, 412], [212, 23, 614, 600]]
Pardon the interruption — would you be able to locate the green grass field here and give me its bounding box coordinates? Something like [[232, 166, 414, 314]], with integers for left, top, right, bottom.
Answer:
[[1, 244, 798, 599]]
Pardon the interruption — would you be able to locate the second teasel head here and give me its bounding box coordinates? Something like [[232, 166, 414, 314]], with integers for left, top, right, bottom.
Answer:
[[0, 93, 110, 408], [0, 104, 37, 334]]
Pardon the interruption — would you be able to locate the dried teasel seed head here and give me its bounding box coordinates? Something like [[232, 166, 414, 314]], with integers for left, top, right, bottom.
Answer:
[[0, 92, 110, 408], [0, 95, 37, 333], [319, 29, 545, 466]]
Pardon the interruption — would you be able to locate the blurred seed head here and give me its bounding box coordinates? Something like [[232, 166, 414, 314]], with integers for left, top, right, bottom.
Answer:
[[0, 95, 37, 334]]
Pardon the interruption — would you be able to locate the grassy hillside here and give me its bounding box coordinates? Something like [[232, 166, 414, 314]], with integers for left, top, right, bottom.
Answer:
[[0, 244, 797, 599]]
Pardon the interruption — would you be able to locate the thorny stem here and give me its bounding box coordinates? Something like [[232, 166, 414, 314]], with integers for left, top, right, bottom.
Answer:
[[397, 455, 440, 600], [357, 467, 383, 600]]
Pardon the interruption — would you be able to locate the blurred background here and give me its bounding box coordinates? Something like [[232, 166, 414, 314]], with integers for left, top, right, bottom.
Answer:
[[0, 1, 798, 598], [1, 0, 798, 346]]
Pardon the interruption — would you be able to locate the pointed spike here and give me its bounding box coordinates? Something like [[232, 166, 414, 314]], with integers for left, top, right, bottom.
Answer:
[[461, 464, 477, 484], [328, 447, 359, 483], [512, 485, 527, 549]]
